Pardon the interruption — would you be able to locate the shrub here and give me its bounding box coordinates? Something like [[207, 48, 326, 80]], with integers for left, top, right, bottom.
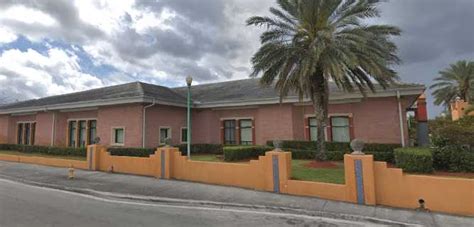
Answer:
[[394, 148, 433, 173], [176, 144, 223, 155], [430, 116, 474, 147], [0, 144, 86, 157], [108, 147, 155, 157], [432, 145, 474, 172], [223, 146, 272, 162]]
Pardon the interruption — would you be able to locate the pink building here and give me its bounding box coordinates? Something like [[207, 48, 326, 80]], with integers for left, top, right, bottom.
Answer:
[[0, 79, 425, 148]]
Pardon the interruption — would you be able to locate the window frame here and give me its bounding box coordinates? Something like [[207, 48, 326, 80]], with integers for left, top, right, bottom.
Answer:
[[159, 127, 172, 145], [17, 123, 24, 145], [111, 127, 125, 146], [16, 121, 36, 145], [239, 119, 253, 145], [67, 118, 98, 148], [78, 120, 87, 148], [180, 127, 188, 144], [305, 114, 353, 142], [308, 117, 319, 141], [68, 120, 77, 147], [88, 120, 97, 145], [223, 120, 237, 145], [330, 115, 351, 143]]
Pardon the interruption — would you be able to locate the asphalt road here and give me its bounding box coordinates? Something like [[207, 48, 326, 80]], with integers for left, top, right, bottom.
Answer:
[[0, 179, 395, 227]]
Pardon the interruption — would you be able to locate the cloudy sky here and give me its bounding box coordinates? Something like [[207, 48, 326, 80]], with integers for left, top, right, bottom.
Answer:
[[0, 0, 473, 118]]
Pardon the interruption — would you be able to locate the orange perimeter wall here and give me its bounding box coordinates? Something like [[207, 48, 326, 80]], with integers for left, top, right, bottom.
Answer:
[[0, 154, 88, 169], [0, 146, 472, 216], [374, 162, 473, 216]]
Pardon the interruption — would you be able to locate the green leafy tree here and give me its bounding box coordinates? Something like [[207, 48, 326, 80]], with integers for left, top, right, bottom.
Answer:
[[430, 60, 474, 108], [247, 0, 400, 160]]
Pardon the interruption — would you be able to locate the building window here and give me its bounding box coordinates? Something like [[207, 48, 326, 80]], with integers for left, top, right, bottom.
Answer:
[[308, 117, 318, 141], [331, 116, 350, 142], [88, 120, 97, 145], [30, 123, 36, 145], [160, 127, 171, 144], [224, 120, 236, 145], [24, 123, 31, 145], [68, 119, 97, 147], [17, 122, 35, 145], [78, 120, 87, 147], [181, 127, 187, 143], [239, 119, 253, 145], [17, 123, 23, 144], [68, 121, 77, 147], [113, 128, 124, 145]]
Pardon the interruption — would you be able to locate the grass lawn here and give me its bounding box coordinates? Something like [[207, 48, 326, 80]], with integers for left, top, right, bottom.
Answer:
[[0, 150, 86, 161], [291, 160, 345, 184], [190, 154, 345, 184], [190, 154, 222, 162]]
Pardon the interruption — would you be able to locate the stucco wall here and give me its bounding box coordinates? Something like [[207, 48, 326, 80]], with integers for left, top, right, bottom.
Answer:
[[97, 104, 143, 148], [7, 114, 36, 144], [0, 95, 415, 147], [35, 112, 54, 146], [191, 104, 295, 145], [0, 115, 9, 143], [294, 97, 411, 144], [54, 110, 98, 146], [144, 105, 186, 147]]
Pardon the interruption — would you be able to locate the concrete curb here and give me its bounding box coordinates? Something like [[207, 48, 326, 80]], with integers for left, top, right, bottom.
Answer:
[[0, 175, 419, 227]]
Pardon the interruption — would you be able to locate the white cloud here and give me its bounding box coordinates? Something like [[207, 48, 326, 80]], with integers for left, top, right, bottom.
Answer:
[[0, 48, 104, 101], [0, 26, 17, 44], [0, 5, 57, 26], [0, 0, 273, 89]]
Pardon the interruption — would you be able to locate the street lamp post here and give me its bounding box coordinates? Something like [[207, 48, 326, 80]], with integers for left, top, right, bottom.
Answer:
[[186, 76, 193, 159]]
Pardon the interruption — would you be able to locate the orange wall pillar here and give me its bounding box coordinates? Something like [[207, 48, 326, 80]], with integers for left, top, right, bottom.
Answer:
[[265, 151, 292, 193], [344, 154, 376, 205], [87, 144, 105, 171], [156, 147, 178, 179]]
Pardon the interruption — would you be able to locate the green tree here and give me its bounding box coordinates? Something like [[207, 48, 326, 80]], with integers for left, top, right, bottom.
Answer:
[[430, 60, 474, 108], [247, 0, 400, 160]]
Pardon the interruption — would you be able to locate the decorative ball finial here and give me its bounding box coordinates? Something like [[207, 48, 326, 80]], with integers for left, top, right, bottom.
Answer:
[[273, 140, 282, 152], [93, 137, 101, 144], [164, 138, 172, 147], [350, 139, 365, 155]]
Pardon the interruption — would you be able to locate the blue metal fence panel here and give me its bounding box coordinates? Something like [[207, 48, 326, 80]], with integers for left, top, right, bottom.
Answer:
[[272, 155, 280, 193], [354, 159, 365, 204], [161, 150, 165, 178]]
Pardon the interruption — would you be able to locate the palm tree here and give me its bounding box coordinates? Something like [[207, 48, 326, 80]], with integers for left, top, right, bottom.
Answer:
[[430, 60, 474, 108], [247, 0, 401, 160]]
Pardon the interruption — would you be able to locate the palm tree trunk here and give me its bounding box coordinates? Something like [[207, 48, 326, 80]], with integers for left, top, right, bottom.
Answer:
[[310, 73, 329, 161]]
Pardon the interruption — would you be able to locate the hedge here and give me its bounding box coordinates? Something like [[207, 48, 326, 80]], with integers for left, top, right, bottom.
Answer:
[[266, 140, 400, 162], [432, 145, 474, 172], [286, 149, 348, 161], [394, 148, 433, 173], [0, 144, 86, 157], [223, 146, 272, 162], [108, 147, 155, 157], [107, 144, 223, 157], [176, 144, 223, 154]]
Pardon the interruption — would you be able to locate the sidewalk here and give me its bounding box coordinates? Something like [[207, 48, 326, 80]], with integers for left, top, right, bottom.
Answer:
[[0, 160, 471, 226]]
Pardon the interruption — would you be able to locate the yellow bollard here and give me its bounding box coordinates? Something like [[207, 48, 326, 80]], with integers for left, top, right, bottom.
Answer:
[[68, 165, 75, 179]]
